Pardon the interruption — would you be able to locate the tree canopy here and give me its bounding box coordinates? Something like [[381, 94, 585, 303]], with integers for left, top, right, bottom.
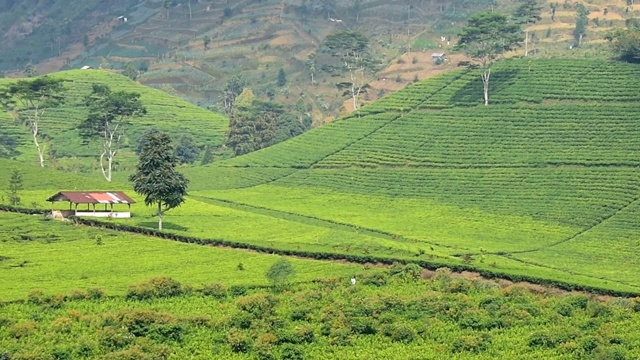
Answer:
[[606, 20, 640, 62], [81, 84, 146, 182], [456, 12, 522, 105], [0, 77, 65, 167], [130, 131, 189, 231]]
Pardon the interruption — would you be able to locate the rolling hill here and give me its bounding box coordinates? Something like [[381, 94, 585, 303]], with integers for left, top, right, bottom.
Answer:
[[181, 58, 640, 293], [0, 69, 228, 171]]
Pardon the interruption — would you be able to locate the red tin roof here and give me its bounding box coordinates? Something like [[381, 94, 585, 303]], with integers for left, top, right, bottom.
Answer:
[[46, 191, 136, 204]]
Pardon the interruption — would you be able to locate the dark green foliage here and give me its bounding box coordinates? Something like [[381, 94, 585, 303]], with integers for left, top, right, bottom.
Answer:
[[266, 258, 296, 290], [135, 128, 161, 155], [606, 27, 640, 63], [202, 283, 227, 299], [175, 134, 200, 164], [122, 62, 139, 81], [236, 294, 279, 318], [203, 36, 211, 50], [7, 168, 22, 205], [452, 333, 492, 353], [129, 131, 189, 231], [280, 344, 304, 360], [277, 68, 287, 87], [200, 145, 214, 165], [222, 74, 246, 114], [126, 277, 184, 300], [574, 3, 590, 46], [227, 331, 252, 353], [226, 98, 284, 156]]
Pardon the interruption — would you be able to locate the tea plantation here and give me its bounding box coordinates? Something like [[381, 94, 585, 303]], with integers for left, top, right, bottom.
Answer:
[[2, 58, 640, 358]]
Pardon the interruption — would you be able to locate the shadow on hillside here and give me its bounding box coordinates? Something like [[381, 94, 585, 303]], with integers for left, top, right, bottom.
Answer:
[[138, 222, 189, 232], [452, 68, 521, 106]]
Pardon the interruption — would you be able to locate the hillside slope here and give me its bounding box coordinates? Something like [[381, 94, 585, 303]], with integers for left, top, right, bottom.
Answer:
[[0, 69, 228, 170], [184, 58, 640, 292]]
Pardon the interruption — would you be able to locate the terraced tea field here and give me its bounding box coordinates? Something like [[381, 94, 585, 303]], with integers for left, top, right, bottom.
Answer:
[[184, 59, 640, 294], [2, 58, 640, 295]]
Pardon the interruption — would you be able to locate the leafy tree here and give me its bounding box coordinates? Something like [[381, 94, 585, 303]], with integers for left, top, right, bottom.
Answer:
[[226, 88, 255, 155], [200, 145, 214, 165], [122, 62, 139, 81], [163, 0, 174, 19], [277, 68, 287, 87], [135, 128, 161, 155], [222, 74, 246, 114], [24, 64, 37, 78], [130, 131, 189, 231], [323, 31, 373, 111], [175, 134, 200, 164], [514, 0, 542, 56], [226, 89, 285, 156], [606, 24, 640, 63], [203, 35, 211, 50], [81, 84, 146, 182], [455, 12, 523, 106], [266, 258, 296, 290], [7, 168, 22, 206], [0, 77, 65, 167], [574, 4, 590, 47]]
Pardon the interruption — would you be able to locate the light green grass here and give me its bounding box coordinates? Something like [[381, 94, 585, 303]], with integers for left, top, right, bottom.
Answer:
[[0, 212, 363, 301]]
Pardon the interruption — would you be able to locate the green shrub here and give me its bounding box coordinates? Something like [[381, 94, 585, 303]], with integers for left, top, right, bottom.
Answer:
[[230, 285, 248, 296], [294, 325, 315, 343], [280, 344, 304, 360], [230, 312, 253, 329], [236, 294, 279, 318], [290, 308, 312, 322], [452, 334, 492, 353], [361, 272, 387, 286], [529, 331, 558, 348], [386, 323, 416, 343], [87, 287, 106, 300], [227, 331, 252, 353], [351, 317, 377, 335], [126, 277, 183, 300], [202, 283, 227, 299], [567, 295, 590, 310], [556, 302, 574, 317], [67, 289, 89, 300], [98, 326, 134, 351], [27, 290, 51, 305], [9, 322, 36, 339]]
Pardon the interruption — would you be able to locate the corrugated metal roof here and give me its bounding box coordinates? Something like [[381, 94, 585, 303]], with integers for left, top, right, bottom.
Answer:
[[46, 191, 136, 204]]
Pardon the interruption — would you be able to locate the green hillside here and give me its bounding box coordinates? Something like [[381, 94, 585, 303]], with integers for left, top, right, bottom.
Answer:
[[2, 58, 640, 295], [182, 58, 640, 293], [0, 69, 228, 170]]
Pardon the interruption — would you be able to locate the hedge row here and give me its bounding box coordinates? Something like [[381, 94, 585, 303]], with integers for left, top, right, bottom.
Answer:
[[1, 206, 639, 298]]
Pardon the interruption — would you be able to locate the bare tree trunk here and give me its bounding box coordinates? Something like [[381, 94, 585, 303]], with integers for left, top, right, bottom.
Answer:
[[524, 30, 529, 56], [188, 0, 192, 20], [32, 123, 45, 168], [31, 106, 45, 167], [578, 33, 583, 47], [157, 201, 163, 231], [482, 68, 491, 106]]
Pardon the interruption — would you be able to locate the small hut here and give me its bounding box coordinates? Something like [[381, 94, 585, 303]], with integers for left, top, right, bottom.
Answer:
[[46, 191, 135, 219], [432, 53, 447, 63]]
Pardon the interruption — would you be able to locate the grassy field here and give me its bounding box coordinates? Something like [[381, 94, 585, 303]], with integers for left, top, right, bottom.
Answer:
[[0, 212, 363, 301], [0, 70, 228, 171], [2, 263, 640, 359]]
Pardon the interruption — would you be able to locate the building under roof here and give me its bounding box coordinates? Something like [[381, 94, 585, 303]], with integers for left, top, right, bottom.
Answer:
[[46, 191, 135, 219]]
